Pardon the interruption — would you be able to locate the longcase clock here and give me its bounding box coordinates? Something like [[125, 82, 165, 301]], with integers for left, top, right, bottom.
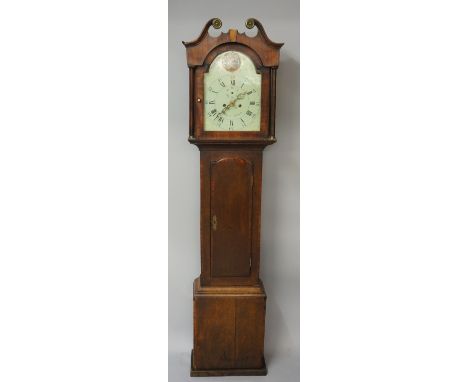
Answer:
[[182, 18, 283, 377]]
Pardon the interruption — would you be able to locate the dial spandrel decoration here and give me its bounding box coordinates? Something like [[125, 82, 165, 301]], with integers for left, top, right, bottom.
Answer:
[[204, 51, 261, 132]]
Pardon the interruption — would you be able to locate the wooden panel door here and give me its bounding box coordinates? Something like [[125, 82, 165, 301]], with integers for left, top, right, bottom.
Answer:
[[210, 157, 253, 278], [193, 292, 266, 371], [235, 297, 266, 369], [193, 297, 236, 370]]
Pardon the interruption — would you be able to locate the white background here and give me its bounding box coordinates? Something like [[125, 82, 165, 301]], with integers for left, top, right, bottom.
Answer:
[[1, 1, 468, 381], [0, 1, 167, 381], [305, 1, 468, 381]]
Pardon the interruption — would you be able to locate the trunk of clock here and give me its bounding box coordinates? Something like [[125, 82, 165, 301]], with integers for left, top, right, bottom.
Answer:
[[199, 147, 263, 286], [192, 146, 267, 376]]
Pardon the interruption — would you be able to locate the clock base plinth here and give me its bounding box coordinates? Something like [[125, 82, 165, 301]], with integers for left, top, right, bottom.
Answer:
[[192, 277, 267, 377], [190, 350, 267, 377]]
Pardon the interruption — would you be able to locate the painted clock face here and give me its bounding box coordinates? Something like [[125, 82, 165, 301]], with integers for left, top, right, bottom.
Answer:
[[204, 51, 261, 132]]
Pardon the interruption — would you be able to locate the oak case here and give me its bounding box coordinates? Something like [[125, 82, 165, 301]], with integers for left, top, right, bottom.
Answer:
[[183, 18, 283, 377]]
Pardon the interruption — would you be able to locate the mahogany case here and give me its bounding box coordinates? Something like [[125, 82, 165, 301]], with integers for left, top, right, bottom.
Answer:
[[183, 18, 282, 377]]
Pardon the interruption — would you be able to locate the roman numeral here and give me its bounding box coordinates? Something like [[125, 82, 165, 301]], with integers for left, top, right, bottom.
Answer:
[[250, 101, 255, 105], [219, 80, 225, 87], [230, 120, 233, 127], [231, 79, 235, 86], [241, 83, 244, 88], [240, 118, 246, 127], [246, 110, 252, 116], [247, 91, 252, 95], [210, 109, 217, 116], [208, 100, 215, 104], [208, 86, 218, 93]]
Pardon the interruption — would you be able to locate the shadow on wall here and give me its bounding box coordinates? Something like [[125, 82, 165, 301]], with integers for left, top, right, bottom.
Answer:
[[276, 54, 300, 144], [261, 53, 300, 362]]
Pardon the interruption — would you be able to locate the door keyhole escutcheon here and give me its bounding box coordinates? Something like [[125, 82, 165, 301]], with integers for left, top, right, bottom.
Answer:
[[212, 215, 217, 231]]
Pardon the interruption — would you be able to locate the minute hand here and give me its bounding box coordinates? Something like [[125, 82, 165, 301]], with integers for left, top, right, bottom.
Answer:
[[219, 91, 249, 115], [228, 91, 249, 109], [234, 91, 248, 101]]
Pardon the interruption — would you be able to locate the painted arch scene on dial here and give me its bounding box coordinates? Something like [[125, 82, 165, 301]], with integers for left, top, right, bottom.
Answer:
[[204, 51, 261, 132]]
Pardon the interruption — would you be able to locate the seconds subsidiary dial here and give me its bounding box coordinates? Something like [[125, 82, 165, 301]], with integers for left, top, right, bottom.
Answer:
[[204, 51, 261, 132]]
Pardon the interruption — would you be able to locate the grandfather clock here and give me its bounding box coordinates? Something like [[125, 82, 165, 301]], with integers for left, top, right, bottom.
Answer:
[[183, 18, 283, 377]]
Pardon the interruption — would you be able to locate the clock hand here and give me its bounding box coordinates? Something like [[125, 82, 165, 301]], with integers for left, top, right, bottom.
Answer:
[[216, 91, 250, 118], [223, 92, 248, 112], [219, 98, 237, 115], [235, 91, 248, 100], [219, 102, 233, 115]]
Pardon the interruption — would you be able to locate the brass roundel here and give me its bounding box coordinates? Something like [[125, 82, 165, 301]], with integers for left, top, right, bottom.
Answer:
[[212, 18, 222, 29], [245, 18, 255, 29]]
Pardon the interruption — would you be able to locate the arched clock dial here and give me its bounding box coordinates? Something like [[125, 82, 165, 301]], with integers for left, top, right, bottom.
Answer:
[[204, 51, 261, 131]]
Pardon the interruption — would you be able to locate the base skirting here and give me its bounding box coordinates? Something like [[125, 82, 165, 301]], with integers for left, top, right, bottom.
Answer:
[[190, 350, 267, 377]]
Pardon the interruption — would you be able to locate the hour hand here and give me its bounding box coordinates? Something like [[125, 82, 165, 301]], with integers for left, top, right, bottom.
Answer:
[[221, 99, 236, 114], [220, 104, 231, 114]]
